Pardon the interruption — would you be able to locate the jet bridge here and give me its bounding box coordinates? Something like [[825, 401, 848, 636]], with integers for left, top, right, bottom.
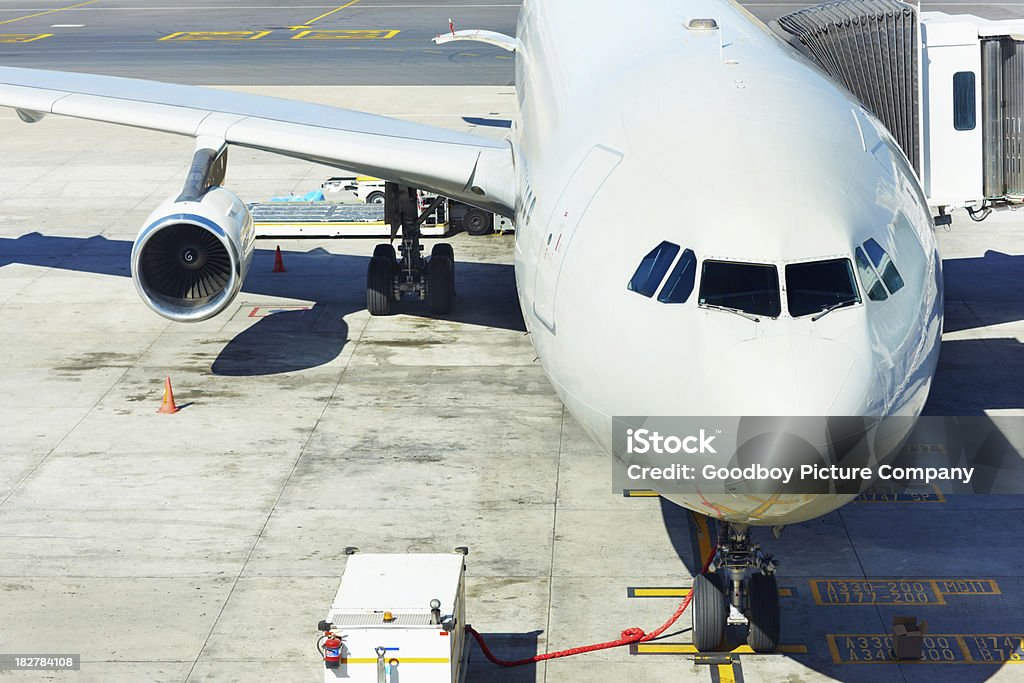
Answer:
[[771, 0, 1024, 214]]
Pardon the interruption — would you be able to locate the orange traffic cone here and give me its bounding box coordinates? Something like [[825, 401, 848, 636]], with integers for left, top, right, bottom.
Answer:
[[157, 376, 180, 414], [273, 246, 286, 273]]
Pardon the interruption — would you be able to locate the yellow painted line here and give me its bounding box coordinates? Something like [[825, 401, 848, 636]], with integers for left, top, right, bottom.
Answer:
[[717, 663, 736, 683], [296, 0, 360, 28], [690, 510, 713, 564], [160, 30, 271, 41], [623, 489, 659, 497], [636, 643, 807, 655], [292, 28, 399, 40], [629, 587, 792, 598], [0, 0, 96, 27], [0, 32, 53, 43], [341, 657, 449, 664]]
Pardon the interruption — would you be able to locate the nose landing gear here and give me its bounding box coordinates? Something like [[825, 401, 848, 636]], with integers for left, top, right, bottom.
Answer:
[[691, 522, 781, 653], [366, 183, 454, 316]]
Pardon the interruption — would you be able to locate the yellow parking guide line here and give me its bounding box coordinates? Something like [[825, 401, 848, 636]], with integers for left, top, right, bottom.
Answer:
[[291, 0, 360, 29], [715, 663, 736, 683], [160, 31, 271, 42], [291, 29, 399, 41], [0, 33, 53, 43], [636, 643, 807, 655], [691, 510, 713, 562], [628, 587, 792, 598], [0, 0, 96, 27]]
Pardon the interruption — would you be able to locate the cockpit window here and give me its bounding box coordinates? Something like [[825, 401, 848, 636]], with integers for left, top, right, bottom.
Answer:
[[658, 249, 697, 303], [785, 258, 860, 317], [855, 247, 887, 301], [628, 241, 680, 297], [699, 261, 781, 317], [863, 238, 904, 294]]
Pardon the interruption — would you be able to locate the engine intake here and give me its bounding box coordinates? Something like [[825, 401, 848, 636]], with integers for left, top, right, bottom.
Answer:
[[131, 187, 254, 322]]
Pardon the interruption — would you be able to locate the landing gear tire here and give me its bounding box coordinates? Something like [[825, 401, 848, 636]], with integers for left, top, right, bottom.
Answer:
[[373, 243, 397, 273], [691, 572, 727, 652], [366, 255, 393, 316], [431, 243, 455, 298], [747, 573, 781, 653], [373, 243, 396, 261], [463, 208, 493, 236], [428, 256, 454, 314]]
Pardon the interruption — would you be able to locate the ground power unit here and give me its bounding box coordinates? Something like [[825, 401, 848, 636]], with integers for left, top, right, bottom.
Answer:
[[319, 553, 468, 683]]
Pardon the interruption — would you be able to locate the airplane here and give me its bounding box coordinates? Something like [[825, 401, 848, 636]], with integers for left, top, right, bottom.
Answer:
[[0, 0, 944, 654]]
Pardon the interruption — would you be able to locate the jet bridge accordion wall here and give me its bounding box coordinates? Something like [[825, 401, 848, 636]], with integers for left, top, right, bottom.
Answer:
[[982, 37, 1024, 199], [770, 0, 920, 175]]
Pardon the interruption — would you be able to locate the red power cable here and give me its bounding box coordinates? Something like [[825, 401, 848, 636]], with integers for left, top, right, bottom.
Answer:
[[467, 546, 718, 667]]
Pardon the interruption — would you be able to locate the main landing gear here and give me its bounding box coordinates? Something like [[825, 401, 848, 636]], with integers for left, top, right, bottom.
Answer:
[[366, 183, 454, 316], [692, 522, 781, 653]]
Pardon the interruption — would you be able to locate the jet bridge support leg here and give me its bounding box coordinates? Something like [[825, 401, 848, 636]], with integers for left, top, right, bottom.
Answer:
[[692, 523, 780, 653], [366, 183, 454, 316]]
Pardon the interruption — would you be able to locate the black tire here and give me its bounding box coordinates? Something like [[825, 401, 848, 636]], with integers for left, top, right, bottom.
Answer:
[[366, 191, 386, 204], [373, 243, 396, 261], [463, 208, 493, 236], [366, 256, 393, 316], [747, 573, 781, 653], [428, 256, 453, 315], [431, 243, 455, 297], [691, 572, 727, 652]]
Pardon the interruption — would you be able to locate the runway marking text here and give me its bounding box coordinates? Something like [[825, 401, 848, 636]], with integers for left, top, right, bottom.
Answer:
[[828, 634, 1024, 664], [810, 578, 1000, 605]]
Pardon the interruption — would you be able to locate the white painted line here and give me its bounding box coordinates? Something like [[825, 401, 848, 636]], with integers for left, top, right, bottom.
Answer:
[[50, 23, 84, 27]]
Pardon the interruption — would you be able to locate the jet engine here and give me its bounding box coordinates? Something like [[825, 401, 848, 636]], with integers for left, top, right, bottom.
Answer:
[[130, 186, 254, 322]]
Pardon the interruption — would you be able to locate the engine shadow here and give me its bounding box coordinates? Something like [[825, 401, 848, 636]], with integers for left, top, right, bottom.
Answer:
[[0, 233, 525, 377]]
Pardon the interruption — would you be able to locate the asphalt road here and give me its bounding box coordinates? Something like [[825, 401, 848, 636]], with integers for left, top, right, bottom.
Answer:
[[1, 0, 1023, 85]]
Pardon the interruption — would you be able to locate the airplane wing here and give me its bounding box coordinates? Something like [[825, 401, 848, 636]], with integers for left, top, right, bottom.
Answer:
[[0, 66, 515, 215]]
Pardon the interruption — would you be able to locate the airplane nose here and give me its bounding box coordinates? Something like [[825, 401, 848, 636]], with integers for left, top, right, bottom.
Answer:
[[699, 335, 872, 415]]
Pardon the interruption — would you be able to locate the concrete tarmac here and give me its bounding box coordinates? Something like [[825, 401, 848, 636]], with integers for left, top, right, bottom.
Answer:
[[1, 82, 1024, 682], [3, 1, 1024, 681], [0, 0, 1022, 85]]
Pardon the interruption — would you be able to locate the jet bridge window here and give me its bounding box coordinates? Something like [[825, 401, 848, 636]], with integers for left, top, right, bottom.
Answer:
[[657, 249, 697, 303], [628, 241, 680, 297], [785, 258, 861, 317], [863, 238, 904, 294], [953, 71, 976, 131], [699, 260, 781, 317]]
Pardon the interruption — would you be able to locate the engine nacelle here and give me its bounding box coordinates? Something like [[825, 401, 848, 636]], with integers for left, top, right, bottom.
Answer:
[[131, 187, 254, 322]]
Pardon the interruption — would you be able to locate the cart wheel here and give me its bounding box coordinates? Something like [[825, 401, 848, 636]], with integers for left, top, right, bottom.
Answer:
[[366, 191, 385, 204], [463, 208, 493, 236]]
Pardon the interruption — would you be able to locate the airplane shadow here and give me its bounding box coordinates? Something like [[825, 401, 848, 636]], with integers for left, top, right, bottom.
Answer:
[[0, 232, 525, 377]]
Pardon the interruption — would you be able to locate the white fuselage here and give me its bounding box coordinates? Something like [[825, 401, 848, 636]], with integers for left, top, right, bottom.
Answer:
[[508, 0, 943, 525]]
